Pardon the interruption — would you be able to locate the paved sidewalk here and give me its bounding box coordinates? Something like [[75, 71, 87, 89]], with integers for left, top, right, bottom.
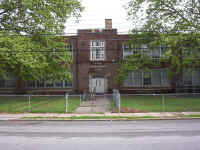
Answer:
[[0, 112, 200, 120], [75, 96, 111, 113]]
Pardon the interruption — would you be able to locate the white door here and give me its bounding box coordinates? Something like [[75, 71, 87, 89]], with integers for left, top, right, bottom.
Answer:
[[91, 77, 105, 93]]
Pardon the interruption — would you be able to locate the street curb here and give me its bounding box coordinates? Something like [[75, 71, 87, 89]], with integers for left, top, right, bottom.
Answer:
[[1, 112, 200, 121], [1, 117, 200, 121]]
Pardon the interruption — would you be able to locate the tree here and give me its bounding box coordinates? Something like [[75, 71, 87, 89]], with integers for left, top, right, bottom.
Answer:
[[126, 0, 200, 32], [116, 0, 200, 88], [0, 0, 83, 81]]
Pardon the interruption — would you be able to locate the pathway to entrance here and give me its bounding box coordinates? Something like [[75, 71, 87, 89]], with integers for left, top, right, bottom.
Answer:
[[75, 95, 111, 113]]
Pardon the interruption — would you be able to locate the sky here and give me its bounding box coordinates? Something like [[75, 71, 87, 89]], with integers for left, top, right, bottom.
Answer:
[[64, 0, 132, 35]]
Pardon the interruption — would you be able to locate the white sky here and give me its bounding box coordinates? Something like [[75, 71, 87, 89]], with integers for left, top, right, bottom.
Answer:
[[64, 0, 132, 35]]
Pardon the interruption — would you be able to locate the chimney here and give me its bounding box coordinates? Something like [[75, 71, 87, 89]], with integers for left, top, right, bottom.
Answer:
[[105, 19, 112, 29]]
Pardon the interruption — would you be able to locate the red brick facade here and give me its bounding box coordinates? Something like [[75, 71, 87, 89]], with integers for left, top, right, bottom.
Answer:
[[68, 28, 129, 93]]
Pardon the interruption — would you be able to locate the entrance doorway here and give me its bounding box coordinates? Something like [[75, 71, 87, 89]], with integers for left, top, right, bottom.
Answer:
[[90, 76, 106, 93]]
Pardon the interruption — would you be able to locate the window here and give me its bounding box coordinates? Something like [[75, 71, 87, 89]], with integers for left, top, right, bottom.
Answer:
[[55, 80, 63, 88], [143, 72, 151, 86], [123, 44, 164, 63], [27, 80, 72, 88], [183, 68, 200, 86], [151, 69, 169, 86], [152, 70, 161, 86], [123, 44, 140, 58], [0, 74, 16, 88], [37, 80, 45, 88], [123, 69, 169, 87], [64, 80, 72, 87], [90, 40, 105, 61], [152, 47, 161, 64], [45, 81, 54, 88], [65, 43, 73, 58]]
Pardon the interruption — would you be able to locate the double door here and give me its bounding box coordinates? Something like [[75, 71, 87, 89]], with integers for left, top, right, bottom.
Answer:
[[91, 77, 105, 93]]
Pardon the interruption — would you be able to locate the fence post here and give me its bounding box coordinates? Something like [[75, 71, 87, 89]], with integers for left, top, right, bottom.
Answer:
[[162, 95, 165, 112], [28, 95, 31, 113], [80, 95, 82, 103], [65, 94, 69, 113], [113, 89, 121, 113], [118, 92, 120, 113]]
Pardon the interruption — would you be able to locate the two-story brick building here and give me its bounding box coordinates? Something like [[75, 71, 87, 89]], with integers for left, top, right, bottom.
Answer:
[[67, 19, 130, 94], [1, 19, 200, 94]]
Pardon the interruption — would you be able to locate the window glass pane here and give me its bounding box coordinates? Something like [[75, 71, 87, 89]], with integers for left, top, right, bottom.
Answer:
[[27, 81, 35, 88], [152, 70, 161, 86], [64, 80, 72, 88], [192, 68, 200, 86], [123, 73, 132, 87], [161, 69, 170, 86], [45, 81, 54, 88], [143, 72, 151, 86], [123, 70, 142, 87], [133, 71, 142, 87], [152, 48, 160, 57], [0, 79, 5, 88], [183, 69, 192, 86], [55, 81, 63, 88], [37, 80, 45, 88]]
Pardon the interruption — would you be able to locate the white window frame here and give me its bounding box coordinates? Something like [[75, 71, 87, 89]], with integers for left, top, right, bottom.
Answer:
[[90, 40, 105, 61]]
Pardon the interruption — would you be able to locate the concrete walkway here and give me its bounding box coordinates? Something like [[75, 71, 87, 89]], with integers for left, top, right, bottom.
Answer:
[[75, 96, 111, 113]]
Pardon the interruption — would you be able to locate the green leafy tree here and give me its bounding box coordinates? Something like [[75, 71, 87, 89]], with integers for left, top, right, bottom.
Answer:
[[116, 0, 200, 88], [0, 0, 83, 81]]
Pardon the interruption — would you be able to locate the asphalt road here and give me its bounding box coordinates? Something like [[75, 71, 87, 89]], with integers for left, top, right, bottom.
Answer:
[[0, 120, 200, 150]]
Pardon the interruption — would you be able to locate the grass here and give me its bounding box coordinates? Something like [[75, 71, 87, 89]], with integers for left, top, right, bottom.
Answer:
[[0, 96, 80, 113], [183, 114, 200, 118], [70, 116, 155, 120], [23, 116, 155, 120], [68, 97, 81, 113], [121, 95, 200, 112]]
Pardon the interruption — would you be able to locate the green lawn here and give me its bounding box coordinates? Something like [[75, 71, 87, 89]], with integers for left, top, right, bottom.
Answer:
[[68, 96, 81, 113], [120, 95, 200, 112], [0, 96, 80, 113]]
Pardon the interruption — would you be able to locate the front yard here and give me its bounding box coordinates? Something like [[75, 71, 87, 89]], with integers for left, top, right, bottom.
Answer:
[[1, 94, 200, 113], [120, 95, 200, 112], [0, 96, 80, 113]]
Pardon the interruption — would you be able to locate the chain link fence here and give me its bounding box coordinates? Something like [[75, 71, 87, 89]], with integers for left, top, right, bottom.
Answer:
[[0, 94, 81, 113], [118, 93, 200, 113], [1, 93, 200, 113]]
